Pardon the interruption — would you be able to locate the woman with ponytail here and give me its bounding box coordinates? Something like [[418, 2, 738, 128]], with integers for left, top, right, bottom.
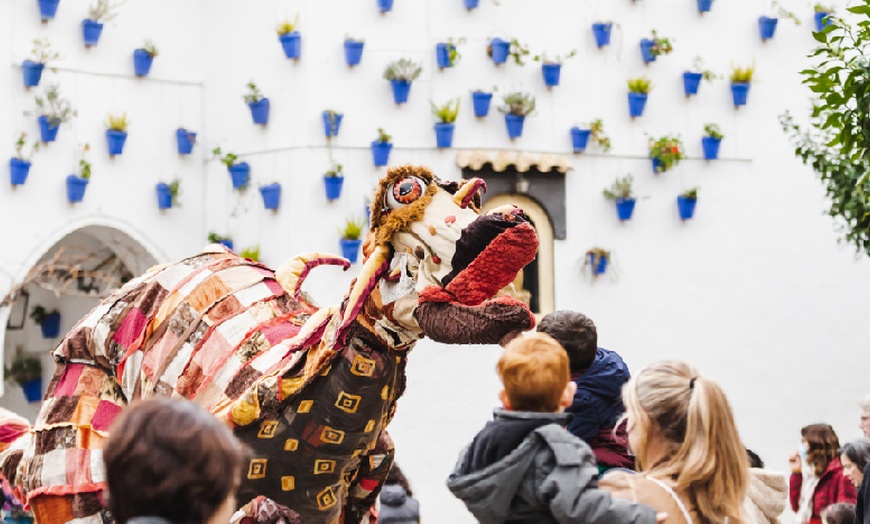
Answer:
[[599, 361, 748, 523]]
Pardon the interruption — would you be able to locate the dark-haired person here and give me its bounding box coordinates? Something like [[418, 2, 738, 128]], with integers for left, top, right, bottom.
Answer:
[[840, 439, 870, 524], [789, 424, 857, 524], [379, 464, 420, 524], [743, 448, 788, 523], [823, 503, 857, 524]]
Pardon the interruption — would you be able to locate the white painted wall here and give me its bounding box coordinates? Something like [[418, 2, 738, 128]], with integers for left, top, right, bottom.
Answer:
[[2, 0, 868, 522]]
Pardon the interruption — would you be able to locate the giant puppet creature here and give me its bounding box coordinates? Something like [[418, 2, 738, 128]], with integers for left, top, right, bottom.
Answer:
[[11, 165, 539, 523]]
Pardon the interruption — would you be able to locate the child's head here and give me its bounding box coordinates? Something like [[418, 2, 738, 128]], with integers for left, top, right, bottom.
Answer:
[[537, 310, 597, 373], [822, 503, 856, 524], [497, 333, 575, 413], [103, 398, 246, 524]]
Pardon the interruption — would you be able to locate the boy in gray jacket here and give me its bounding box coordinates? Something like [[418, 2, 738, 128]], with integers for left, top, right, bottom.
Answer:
[[447, 333, 661, 524]]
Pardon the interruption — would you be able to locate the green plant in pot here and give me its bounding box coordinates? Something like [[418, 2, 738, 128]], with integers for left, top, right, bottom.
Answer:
[[499, 91, 536, 140], [730, 62, 755, 107], [383, 58, 422, 104], [431, 98, 459, 148], [35, 84, 77, 142], [208, 232, 234, 251], [584, 247, 611, 277], [324, 162, 344, 200], [30, 305, 61, 338], [339, 216, 366, 264], [678, 187, 699, 220], [603, 174, 637, 221], [5, 352, 43, 402], [648, 135, 685, 173]]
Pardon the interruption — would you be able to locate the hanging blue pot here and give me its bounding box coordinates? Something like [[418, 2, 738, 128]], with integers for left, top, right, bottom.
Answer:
[[106, 129, 127, 156], [677, 196, 697, 220], [371, 141, 393, 167], [505, 114, 525, 139], [228, 162, 250, 189], [542, 63, 562, 87], [390, 79, 412, 104], [22, 61, 44, 88], [340, 238, 362, 264], [133, 49, 154, 76], [640, 39, 656, 63], [38, 0, 60, 21], [628, 92, 648, 118], [814, 11, 832, 32], [22, 378, 43, 403], [464, 0, 480, 9], [260, 183, 281, 209], [588, 253, 608, 275], [683, 71, 703, 96], [176, 128, 196, 155], [66, 174, 88, 203], [697, 0, 712, 13], [731, 82, 750, 107], [40, 312, 61, 338], [435, 43, 453, 69], [324, 176, 344, 200], [219, 239, 234, 251], [10, 158, 32, 186], [155, 183, 173, 209], [570, 127, 591, 154], [615, 198, 636, 221], [759, 16, 778, 41], [652, 157, 665, 173], [434, 123, 455, 149], [322, 111, 343, 138], [378, 0, 394, 13], [344, 40, 364, 67], [592, 23, 612, 48], [471, 91, 493, 118], [38, 116, 59, 143], [490, 38, 509, 65], [249, 98, 270, 124], [702, 136, 721, 160], [279, 31, 301, 59], [82, 19, 103, 46]]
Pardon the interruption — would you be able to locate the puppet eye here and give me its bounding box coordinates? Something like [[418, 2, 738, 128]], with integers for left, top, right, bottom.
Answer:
[[385, 177, 427, 210]]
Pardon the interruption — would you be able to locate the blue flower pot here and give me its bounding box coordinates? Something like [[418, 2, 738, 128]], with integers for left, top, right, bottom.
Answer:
[[40, 312, 61, 338], [106, 129, 127, 156], [697, 0, 712, 13], [652, 157, 665, 173], [435, 43, 453, 69], [372, 141, 392, 167], [322, 111, 343, 138], [390, 79, 411, 104], [434, 123, 455, 149], [279, 31, 301, 59], [759, 16, 778, 41], [570, 127, 591, 153], [592, 23, 612, 48], [640, 39, 656, 63], [471, 91, 493, 118], [260, 183, 281, 209], [678, 196, 697, 220], [82, 19, 103, 46], [38, 116, 59, 143], [683, 71, 702, 96], [731, 82, 750, 107], [38, 0, 59, 21], [249, 98, 270, 125], [228, 162, 250, 189], [615, 198, 636, 221], [588, 253, 608, 275], [490, 38, 509, 65], [542, 63, 562, 87], [324, 176, 344, 200], [464, 0, 480, 9], [702, 136, 721, 160], [340, 238, 362, 264], [176, 128, 196, 155], [133, 49, 153, 76], [344, 40, 364, 67], [378, 0, 394, 13], [814, 11, 832, 32], [219, 239, 234, 251], [66, 174, 88, 203], [22, 61, 44, 88], [10, 158, 32, 186], [22, 378, 43, 403], [628, 92, 648, 118], [505, 113, 525, 139], [156, 183, 173, 209]]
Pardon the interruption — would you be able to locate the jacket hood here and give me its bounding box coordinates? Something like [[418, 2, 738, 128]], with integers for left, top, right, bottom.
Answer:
[[746, 468, 788, 520], [380, 483, 408, 507], [576, 348, 630, 401]]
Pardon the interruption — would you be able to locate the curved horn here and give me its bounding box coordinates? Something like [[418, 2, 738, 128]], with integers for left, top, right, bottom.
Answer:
[[452, 178, 487, 209]]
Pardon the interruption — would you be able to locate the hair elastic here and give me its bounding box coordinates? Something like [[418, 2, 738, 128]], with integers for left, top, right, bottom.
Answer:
[[689, 376, 698, 390]]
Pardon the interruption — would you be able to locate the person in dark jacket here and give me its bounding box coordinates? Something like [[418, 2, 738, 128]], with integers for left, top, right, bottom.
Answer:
[[855, 463, 870, 524], [537, 310, 633, 470], [379, 464, 420, 524]]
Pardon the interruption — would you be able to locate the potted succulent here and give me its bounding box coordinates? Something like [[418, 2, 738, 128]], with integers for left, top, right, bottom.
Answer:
[[730, 63, 754, 107], [585, 248, 611, 276], [431, 98, 459, 149], [677, 187, 699, 220], [759, 1, 801, 41], [322, 110, 343, 138], [533, 50, 577, 88], [240, 246, 261, 262], [156, 179, 179, 209], [592, 21, 614, 48], [639, 30, 673, 64], [244, 81, 270, 125], [208, 232, 234, 251], [339, 216, 366, 264], [371, 128, 393, 167], [66, 143, 90, 203], [22, 39, 59, 88], [697, 0, 714, 13], [603, 175, 636, 221], [378, 0, 395, 13], [683, 56, 717, 97], [470, 87, 495, 118], [570, 118, 610, 154], [702, 124, 724, 160], [814, 4, 835, 32], [627, 77, 651, 118], [276, 16, 301, 59], [82, 0, 121, 47], [649, 135, 685, 174], [176, 128, 196, 155], [133, 40, 158, 77], [38, 0, 60, 22], [259, 183, 281, 210], [499, 91, 535, 140], [344, 35, 365, 67], [30, 305, 60, 338], [10, 133, 39, 186], [383, 59, 422, 105], [487, 38, 528, 66], [35, 84, 76, 143], [105, 113, 128, 156], [5, 353, 43, 403], [324, 162, 344, 200], [212, 147, 249, 190], [435, 38, 464, 70]]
